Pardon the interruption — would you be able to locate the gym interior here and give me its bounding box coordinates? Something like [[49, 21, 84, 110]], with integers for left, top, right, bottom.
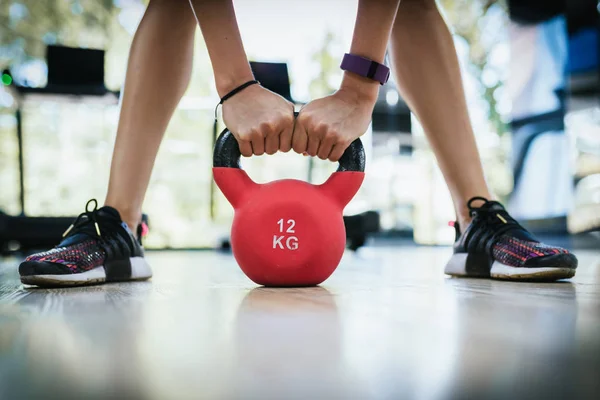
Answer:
[[1, 1, 599, 399]]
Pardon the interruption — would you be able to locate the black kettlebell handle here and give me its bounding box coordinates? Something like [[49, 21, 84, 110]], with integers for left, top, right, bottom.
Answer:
[[213, 112, 366, 172]]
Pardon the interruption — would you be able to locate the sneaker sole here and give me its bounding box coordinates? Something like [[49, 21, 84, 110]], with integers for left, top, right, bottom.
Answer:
[[20, 257, 152, 287], [444, 253, 576, 282]]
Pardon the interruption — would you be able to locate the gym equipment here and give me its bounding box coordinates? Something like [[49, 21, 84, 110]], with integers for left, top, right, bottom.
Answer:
[[344, 211, 380, 251], [1, 46, 120, 256], [0, 210, 150, 256], [217, 210, 380, 252], [213, 124, 366, 287], [0, 212, 73, 255]]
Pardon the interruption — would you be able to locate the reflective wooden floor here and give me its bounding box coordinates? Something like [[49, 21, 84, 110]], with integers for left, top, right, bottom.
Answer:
[[1, 246, 599, 400]]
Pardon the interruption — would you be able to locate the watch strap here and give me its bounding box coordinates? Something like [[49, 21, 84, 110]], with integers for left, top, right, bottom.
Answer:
[[340, 53, 390, 85]]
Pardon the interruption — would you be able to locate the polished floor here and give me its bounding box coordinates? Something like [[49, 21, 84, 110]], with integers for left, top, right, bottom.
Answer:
[[1, 245, 599, 400]]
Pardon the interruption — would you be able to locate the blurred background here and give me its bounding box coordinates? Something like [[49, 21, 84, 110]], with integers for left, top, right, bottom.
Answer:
[[0, 0, 598, 251]]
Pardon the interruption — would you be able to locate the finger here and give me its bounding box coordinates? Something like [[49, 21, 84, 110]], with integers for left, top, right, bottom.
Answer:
[[306, 125, 323, 157], [238, 140, 253, 157], [279, 126, 293, 153], [307, 137, 320, 157], [292, 121, 309, 154], [259, 121, 277, 155], [251, 130, 265, 156], [278, 112, 295, 153], [317, 133, 336, 160], [265, 134, 279, 155], [265, 133, 279, 156], [328, 142, 348, 162]]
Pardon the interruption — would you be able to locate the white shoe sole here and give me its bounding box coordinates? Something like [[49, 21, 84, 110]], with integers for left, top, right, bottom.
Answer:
[[444, 253, 576, 281], [20, 257, 152, 287]]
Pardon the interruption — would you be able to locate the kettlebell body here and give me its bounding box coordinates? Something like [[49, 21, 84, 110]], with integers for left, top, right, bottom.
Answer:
[[213, 124, 365, 287], [214, 168, 364, 286]]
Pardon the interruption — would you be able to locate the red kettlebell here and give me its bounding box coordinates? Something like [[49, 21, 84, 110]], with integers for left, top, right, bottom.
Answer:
[[213, 117, 365, 287]]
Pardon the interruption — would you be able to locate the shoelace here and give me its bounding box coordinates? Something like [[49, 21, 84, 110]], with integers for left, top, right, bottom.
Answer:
[[468, 196, 526, 239], [62, 199, 103, 239]]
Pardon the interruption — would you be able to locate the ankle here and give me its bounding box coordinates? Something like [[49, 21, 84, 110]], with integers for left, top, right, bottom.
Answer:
[[122, 214, 142, 236], [125, 220, 141, 237], [456, 208, 472, 232], [457, 216, 472, 232], [454, 195, 492, 231], [103, 202, 141, 235]]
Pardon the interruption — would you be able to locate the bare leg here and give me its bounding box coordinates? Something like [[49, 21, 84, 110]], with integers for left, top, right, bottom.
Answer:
[[105, 0, 196, 230], [388, 0, 491, 228]]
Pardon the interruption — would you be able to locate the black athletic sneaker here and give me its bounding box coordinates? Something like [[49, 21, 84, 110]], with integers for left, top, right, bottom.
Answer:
[[444, 197, 578, 281], [19, 199, 152, 287]]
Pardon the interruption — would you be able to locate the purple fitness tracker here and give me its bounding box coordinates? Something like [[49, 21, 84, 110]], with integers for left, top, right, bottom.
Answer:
[[340, 53, 390, 85]]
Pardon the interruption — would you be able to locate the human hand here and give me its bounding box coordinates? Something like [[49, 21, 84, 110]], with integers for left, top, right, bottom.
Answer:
[[222, 84, 295, 157], [292, 75, 378, 161]]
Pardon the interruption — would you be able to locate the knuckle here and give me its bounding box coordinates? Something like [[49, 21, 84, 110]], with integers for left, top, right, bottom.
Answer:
[[237, 130, 250, 140], [282, 112, 295, 124], [259, 121, 274, 133], [314, 123, 327, 134], [253, 141, 264, 150], [325, 130, 338, 141], [307, 129, 320, 140], [251, 129, 263, 140], [297, 112, 310, 125]]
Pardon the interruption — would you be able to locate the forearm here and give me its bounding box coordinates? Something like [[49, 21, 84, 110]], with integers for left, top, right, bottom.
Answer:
[[341, 0, 400, 100], [189, 0, 253, 97]]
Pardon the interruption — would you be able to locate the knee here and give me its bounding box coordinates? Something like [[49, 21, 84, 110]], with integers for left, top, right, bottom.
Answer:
[[147, 0, 194, 15], [146, 0, 197, 27], [149, 0, 191, 7], [399, 0, 438, 13]]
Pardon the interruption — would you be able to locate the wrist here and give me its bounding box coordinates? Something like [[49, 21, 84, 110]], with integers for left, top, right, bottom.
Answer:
[[339, 71, 379, 105], [215, 66, 255, 98]]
